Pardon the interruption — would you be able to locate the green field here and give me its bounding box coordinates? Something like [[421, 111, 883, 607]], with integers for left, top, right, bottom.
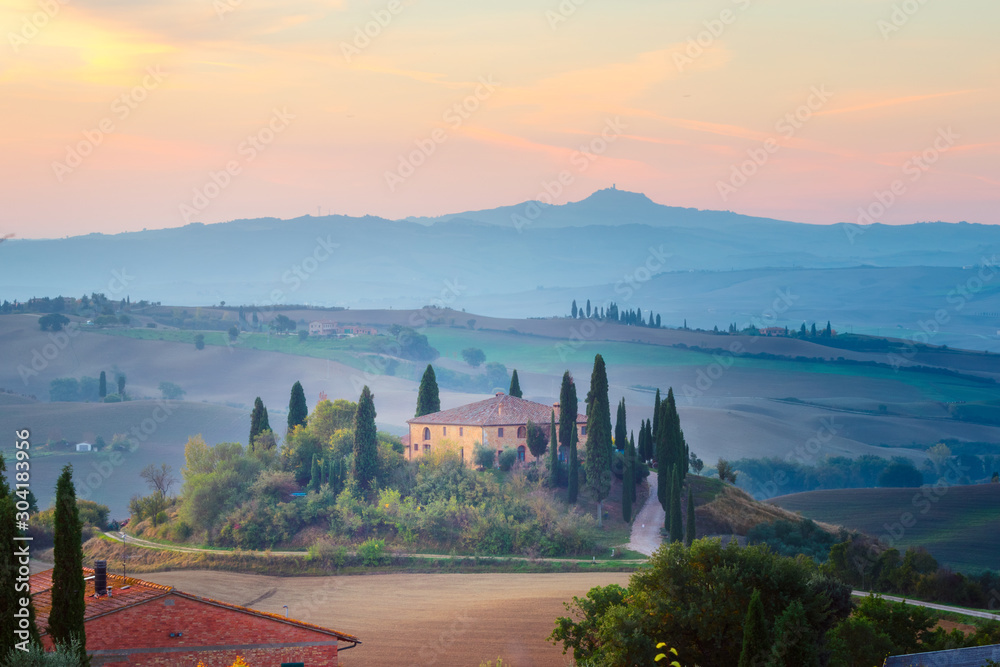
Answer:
[[95, 324, 1000, 405], [772, 484, 1000, 572]]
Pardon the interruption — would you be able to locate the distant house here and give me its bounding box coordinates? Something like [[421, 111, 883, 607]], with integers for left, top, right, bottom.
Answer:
[[759, 327, 787, 336], [31, 564, 360, 666], [883, 643, 1000, 666], [309, 320, 339, 336], [75, 442, 93, 452], [308, 321, 377, 337], [406, 392, 587, 465]]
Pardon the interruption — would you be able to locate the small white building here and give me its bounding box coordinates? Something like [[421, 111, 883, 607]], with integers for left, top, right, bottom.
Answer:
[[75, 442, 93, 452]]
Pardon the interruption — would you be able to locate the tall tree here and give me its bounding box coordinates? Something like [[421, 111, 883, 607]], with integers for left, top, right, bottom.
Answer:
[[249, 396, 268, 447], [548, 409, 559, 487], [585, 354, 613, 527], [571, 300, 578, 318], [116, 373, 125, 396], [508, 369, 523, 398], [685, 486, 696, 546], [558, 371, 578, 458], [415, 364, 440, 417], [287, 381, 308, 434], [622, 432, 635, 522], [567, 426, 579, 504], [769, 600, 819, 667], [526, 419, 548, 461], [49, 465, 87, 663], [353, 386, 378, 496], [614, 398, 627, 451], [738, 590, 769, 667], [586, 299, 591, 318], [98, 371, 107, 398], [670, 466, 684, 542], [308, 454, 321, 493]]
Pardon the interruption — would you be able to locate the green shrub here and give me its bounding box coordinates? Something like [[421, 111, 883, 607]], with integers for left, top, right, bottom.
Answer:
[[358, 537, 389, 566], [498, 447, 518, 471]]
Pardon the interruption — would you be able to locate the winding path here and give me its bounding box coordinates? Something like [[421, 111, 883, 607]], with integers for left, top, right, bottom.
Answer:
[[626, 475, 665, 556]]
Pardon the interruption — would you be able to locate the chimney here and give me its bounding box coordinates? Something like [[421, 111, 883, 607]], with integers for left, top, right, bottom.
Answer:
[[94, 560, 107, 596]]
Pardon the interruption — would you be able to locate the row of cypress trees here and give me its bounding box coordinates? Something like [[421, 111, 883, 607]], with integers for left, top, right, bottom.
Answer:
[[1, 457, 88, 664]]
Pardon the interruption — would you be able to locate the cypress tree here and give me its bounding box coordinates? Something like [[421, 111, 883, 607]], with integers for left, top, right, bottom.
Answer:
[[585, 354, 613, 527], [663, 468, 671, 533], [415, 364, 440, 417], [614, 398, 627, 451], [586, 299, 591, 318], [769, 600, 819, 667], [353, 386, 378, 496], [308, 454, 321, 493], [738, 590, 769, 667], [630, 432, 638, 502], [98, 371, 107, 398], [287, 381, 308, 434], [50, 465, 86, 662], [548, 409, 559, 487], [652, 389, 661, 453], [670, 466, 683, 542], [508, 369, 522, 398], [249, 397, 266, 447], [558, 371, 577, 458], [567, 426, 579, 504], [260, 405, 270, 433], [810, 322, 817, 337], [685, 487, 696, 546], [622, 432, 635, 522], [571, 300, 578, 318]]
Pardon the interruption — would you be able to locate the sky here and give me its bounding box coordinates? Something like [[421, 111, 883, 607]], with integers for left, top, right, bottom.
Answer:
[[0, 0, 998, 238]]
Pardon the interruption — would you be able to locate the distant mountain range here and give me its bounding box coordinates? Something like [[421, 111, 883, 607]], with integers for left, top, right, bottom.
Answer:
[[2, 189, 999, 345]]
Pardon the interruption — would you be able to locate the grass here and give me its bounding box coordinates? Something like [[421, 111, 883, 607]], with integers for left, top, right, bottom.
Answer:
[[80, 537, 642, 576], [94, 322, 1000, 405], [772, 484, 1000, 572]]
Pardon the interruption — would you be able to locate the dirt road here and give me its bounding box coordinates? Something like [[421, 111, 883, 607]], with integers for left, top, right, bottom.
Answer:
[[142, 570, 632, 666], [626, 475, 665, 556]]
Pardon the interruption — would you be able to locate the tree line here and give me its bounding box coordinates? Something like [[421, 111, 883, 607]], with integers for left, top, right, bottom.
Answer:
[[569, 299, 662, 328]]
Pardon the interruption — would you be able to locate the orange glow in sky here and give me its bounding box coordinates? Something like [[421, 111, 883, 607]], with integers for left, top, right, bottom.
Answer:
[[1, 0, 998, 237]]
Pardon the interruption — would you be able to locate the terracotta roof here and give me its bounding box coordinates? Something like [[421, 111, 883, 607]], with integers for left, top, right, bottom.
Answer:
[[407, 392, 586, 427], [31, 567, 172, 631], [30, 568, 359, 644]]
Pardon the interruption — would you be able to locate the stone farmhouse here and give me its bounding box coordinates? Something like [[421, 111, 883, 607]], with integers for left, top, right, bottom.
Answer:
[[404, 392, 588, 465]]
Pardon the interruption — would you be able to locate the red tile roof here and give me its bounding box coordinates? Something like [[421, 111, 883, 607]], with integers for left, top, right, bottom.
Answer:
[[407, 392, 586, 427], [30, 568, 359, 644], [31, 567, 172, 630]]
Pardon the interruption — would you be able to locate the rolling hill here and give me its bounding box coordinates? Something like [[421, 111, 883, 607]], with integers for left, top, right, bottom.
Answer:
[[3, 189, 1000, 353], [771, 484, 1000, 572]]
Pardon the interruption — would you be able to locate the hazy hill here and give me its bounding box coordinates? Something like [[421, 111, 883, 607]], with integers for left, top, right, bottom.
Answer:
[[3, 189, 1000, 318]]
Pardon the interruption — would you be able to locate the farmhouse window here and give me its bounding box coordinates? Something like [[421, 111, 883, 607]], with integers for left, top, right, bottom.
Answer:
[[498, 427, 504, 437], [517, 446, 525, 462], [517, 426, 526, 438], [424, 444, 431, 452], [423, 427, 431, 440], [459, 427, 464, 436], [443, 427, 447, 436], [581, 426, 587, 436]]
